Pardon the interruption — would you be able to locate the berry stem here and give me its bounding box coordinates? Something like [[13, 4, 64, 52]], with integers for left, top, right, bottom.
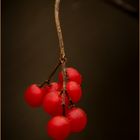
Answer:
[[55, 0, 67, 116], [39, 60, 62, 88], [65, 91, 75, 108]]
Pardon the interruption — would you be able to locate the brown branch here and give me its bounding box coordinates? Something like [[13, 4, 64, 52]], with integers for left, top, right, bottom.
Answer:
[[55, 0, 67, 116], [55, 0, 65, 59]]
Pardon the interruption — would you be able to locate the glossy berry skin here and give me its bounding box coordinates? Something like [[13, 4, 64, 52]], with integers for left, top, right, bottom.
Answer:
[[43, 91, 61, 116], [42, 82, 61, 95], [59, 67, 82, 85], [66, 108, 87, 132], [66, 81, 82, 103], [43, 91, 69, 116], [24, 84, 44, 107], [47, 116, 70, 140]]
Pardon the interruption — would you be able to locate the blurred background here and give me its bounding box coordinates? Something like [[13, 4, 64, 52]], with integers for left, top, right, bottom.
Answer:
[[2, 0, 139, 140]]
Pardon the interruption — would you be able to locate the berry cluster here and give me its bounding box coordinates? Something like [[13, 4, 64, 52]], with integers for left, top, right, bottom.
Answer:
[[24, 67, 87, 139]]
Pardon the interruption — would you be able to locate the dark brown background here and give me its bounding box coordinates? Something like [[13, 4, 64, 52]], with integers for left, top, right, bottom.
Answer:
[[2, 0, 139, 140]]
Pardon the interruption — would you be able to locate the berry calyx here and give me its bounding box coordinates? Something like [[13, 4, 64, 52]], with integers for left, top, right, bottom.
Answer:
[[66, 108, 87, 132], [24, 84, 44, 107], [58, 67, 82, 85], [66, 81, 82, 103], [46, 116, 70, 140]]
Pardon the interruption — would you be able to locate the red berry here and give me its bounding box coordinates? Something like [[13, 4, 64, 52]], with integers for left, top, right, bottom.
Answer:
[[43, 91, 69, 116], [24, 84, 44, 107], [66, 108, 87, 132], [59, 67, 82, 85], [66, 81, 82, 103], [42, 82, 61, 95], [43, 91, 61, 116], [47, 116, 70, 140]]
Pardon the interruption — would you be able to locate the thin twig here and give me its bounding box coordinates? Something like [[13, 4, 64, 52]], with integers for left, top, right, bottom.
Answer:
[[55, 0, 67, 116], [55, 0, 65, 59], [39, 60, 62, 88], [65, 91, 75, 108]]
